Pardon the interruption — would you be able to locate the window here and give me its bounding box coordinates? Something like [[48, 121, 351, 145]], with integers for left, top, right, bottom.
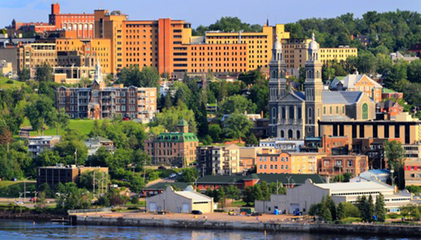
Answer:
[[347, 160, 353, 167], [362, 103, 368, 119], [289, 106, 294, 119]]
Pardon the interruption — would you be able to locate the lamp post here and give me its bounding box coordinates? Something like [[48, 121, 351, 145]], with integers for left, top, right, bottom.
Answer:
[[286, 176, 292, 189], [24, 176, 32, 203]]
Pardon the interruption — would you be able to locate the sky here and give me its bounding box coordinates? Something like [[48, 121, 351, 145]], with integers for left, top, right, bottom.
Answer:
[[0, 0, 420, 28]]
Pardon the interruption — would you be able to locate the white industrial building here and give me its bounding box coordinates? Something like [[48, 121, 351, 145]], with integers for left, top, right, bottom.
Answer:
[[146, 186, 214, 213], [255, 179, 412, 214]]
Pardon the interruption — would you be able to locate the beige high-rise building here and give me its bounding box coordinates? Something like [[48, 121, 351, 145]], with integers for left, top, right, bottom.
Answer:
[[17, 43, 57, 77]]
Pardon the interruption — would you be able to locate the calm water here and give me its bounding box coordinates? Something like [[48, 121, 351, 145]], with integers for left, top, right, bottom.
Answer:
[[0, 220, 415, 240]]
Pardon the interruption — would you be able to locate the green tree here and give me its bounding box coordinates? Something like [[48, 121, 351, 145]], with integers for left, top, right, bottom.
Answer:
[[385, 140, 405, 189], [223, 112, 253, 141], [47, 108, 70, 136], [367, 195, 375, 222], [242, 186, 255, 206], [18, 68, 30, 81], [209, 124, 222, 143], [79, 170, 110, 194], [337, 202, 346, 220], [375, 193, 386, 222], [25, 96, 56, 135], [179, 168, 199, 184], [225, 185, 240, 200], [35, 62, 53, 82], [219, 95, 257, 114], [118, 65, 160, 88]]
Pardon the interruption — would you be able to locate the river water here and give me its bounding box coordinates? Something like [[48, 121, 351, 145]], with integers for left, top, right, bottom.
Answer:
[[0, 220, 415, 239]]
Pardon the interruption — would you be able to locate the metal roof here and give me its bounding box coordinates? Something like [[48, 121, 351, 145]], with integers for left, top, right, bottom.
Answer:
[[314, 181, 392, 193]]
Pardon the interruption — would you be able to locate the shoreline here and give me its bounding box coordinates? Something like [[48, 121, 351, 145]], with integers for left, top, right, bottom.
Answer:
[[73, 214, 421, 237], [0, 211, 67, 221]]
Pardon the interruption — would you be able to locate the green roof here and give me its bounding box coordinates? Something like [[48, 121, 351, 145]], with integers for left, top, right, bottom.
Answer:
[[156, 132, 198, 142], [196, 174, 325, 185], [382, 88, 397, 94], [336, 76, 346, 81], [143, 182, 190, 190]]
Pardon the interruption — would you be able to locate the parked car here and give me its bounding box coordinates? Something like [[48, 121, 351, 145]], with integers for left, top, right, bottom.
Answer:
[[191, 210, 202, 215], [251, 212, 262, 216], [177, 171, 183, 175], [158, 166, 167, 170], [169, 173, 177, 178], [293, 210, 302, 216]]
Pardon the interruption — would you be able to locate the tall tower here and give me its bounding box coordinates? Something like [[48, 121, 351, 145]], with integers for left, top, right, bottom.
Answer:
[[304, 33, 323, 137], [268, 33, 287, 136]]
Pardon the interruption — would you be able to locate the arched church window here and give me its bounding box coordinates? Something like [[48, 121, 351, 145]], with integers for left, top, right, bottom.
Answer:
[[282, 107, 286, 119], [288, 130, 293, 139], [298, 107, 302, 119], [281, 130, 284, 138], [289, 106, 294, 119], [362, 103, 368, 120], [296, 130, 301, 139]]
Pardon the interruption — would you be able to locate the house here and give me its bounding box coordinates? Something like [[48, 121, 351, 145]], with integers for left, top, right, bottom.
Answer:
[[84, 136, 115, 156], [28, 135, 61, 158], [318, 155, 368, 178], [146, 186, 214, 213], [390, 51, 419, 63], [255, 179, 412, 214], [405, 160, 421, 186], [377, 100, 404, 120], [330, 73, 383, 103]]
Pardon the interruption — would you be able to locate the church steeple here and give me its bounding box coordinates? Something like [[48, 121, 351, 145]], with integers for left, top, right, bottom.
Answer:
[[268, 33, 287, 136], [92, 58, 105, 89], [304, 32, 323, 137]]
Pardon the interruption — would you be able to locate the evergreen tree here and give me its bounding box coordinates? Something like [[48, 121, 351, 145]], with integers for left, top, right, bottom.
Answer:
[[367, 195, 375, 222], [327, 196, 337, 220], [164, 94, 173, 109], [375, 193, 386, 222], [337, 202, 346, 220]]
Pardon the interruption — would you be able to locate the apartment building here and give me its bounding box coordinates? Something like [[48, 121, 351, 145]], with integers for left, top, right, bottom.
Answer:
[[28, 135, 61, 158], [49, 3, 95, 38], [17, 43, 57, 77], [405, 159, 421, 186], [205, 24, 290, 71], [145, 120, 199, 166], [318, 155, 368, 177], [196, 144, 241, 176], [256, 148, 291, 174], [281, 38, 357, 74], [56, 62, 157, 121]]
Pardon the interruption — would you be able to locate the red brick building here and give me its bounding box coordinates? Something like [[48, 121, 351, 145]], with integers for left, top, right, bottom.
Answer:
[[144, 120, 199, 166], [318, 155, 368, 177], [377, 100, 404, 120], [49, 3, 95, 38]]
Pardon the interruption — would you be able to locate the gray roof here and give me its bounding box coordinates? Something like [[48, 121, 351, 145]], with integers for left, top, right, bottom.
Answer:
[[322, 115, 352, 121], [322, 91, 362, 105], [293, 91, 305, 101]]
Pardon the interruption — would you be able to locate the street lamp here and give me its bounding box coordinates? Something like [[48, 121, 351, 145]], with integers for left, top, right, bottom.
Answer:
[[24, 176, 32, 203], [286, 176, 292, 189]]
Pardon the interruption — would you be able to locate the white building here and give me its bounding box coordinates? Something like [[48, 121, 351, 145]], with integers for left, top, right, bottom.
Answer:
[[350, 169, 390, 183], [259, 138, 303, 152], [146, 186, 214, 213], [28, 135, 61, 157], [256, 179, 412, 214]]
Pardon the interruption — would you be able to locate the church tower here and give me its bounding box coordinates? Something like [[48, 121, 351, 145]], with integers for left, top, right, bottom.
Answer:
[[304, 33, 323, 137], [268, 33, 287, 136]]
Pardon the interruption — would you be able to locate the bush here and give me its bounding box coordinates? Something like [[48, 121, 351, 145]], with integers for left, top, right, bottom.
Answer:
[[388, 213, 401, 219], [6, 80, 13, 84], [214, 209, 225, 213]]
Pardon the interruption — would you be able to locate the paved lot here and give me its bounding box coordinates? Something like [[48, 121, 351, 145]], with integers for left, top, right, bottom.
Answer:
[[76, 211, 306, 223]]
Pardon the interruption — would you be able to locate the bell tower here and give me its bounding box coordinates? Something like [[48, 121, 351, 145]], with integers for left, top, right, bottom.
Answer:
[[268, 33, 287, 136], [304, 33, 323, 137]]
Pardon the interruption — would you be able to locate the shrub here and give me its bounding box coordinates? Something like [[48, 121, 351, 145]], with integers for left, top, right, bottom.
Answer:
[[388, 213, 401, 219], [6, 80, 13, 84]]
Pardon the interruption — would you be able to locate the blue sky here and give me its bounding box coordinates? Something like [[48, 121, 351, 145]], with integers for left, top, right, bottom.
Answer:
[[0, 0, 420, 28]]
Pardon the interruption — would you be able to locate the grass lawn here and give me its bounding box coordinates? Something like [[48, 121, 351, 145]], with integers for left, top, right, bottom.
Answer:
[[27, 119, 103, 136], [229, 200, 247, 207], [0, 181, 37, 198], [0, 77, 27, 89]]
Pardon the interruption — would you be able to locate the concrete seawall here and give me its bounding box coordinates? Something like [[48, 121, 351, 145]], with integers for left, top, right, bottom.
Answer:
[[75, 216, 421, 237]]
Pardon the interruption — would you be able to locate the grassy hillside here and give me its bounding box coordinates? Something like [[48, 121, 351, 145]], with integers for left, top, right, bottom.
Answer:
[[26, 119, 103, 137], [0, 77, 27, 89]]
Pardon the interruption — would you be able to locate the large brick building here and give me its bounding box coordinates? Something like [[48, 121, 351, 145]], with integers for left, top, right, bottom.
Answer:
[[56, 61, 157, 121], [145, 120, 199, 166], [318, 155, 368, 177]]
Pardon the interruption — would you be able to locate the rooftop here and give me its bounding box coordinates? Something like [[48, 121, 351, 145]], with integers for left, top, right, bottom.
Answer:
[[315, 181, 392, 192]]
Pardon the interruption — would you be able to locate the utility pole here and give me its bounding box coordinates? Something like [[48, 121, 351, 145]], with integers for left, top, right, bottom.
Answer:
[[93, 171, 96, 197], [75, 149, 78, 166]]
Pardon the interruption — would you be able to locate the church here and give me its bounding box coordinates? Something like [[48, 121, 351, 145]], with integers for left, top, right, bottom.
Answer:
[[268, 33, 376, 139]]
